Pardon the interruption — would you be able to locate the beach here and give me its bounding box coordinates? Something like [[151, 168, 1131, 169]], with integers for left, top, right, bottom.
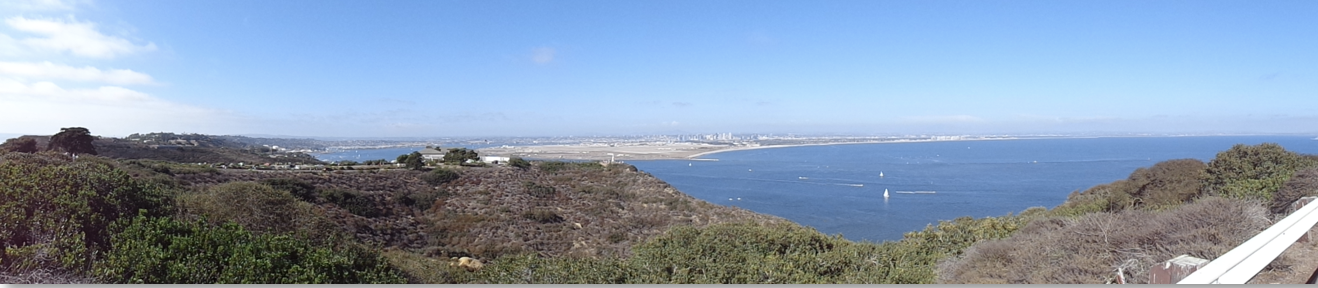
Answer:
[[474, 136, 1020, 161], [474, 142, 737, 161]]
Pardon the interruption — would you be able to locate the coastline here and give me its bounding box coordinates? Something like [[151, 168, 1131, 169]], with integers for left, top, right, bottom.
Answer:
[[683, 137, 1039, 159], [475, 137, 1030, 162], [318, 135, 1317, 163], [686, 141, 890, 159]]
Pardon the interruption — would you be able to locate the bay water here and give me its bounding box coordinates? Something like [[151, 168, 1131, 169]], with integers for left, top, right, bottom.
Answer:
[[629, 136, 1318, 243], [314, 147, 429, 163]]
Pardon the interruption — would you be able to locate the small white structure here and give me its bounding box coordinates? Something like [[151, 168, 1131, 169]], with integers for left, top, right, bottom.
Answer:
[[481, 156, 510, 164]]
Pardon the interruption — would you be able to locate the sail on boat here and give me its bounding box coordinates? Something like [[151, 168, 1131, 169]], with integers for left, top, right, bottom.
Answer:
[[880, 171, 884, 178], [884, 189, 889, 198]]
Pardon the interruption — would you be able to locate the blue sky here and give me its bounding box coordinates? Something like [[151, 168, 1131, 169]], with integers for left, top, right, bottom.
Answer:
[[1, 0, 1315, 138]]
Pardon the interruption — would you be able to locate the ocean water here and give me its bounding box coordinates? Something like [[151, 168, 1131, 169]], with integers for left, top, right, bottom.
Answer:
[[314, 147, 428, 163], [628, 136, 1318, 243]]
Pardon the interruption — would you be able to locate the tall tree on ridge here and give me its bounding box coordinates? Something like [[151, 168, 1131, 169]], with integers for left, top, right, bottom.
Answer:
[[48, 127, 98, 155]]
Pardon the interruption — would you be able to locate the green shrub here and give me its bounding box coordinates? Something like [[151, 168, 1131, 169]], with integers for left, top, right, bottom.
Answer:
[[0, 152, 171, 276], [539, 161, 603, 173], [524, 182, 557, 198], [469, 253, 631, 284], [177, 182, 343, 243], [94, 215, 405, 284], [1127, 159, 1207, 210], [522, 210, 564, 223], [259, 178, 318, 202], [462, 222, 903, 284], [321, 188, 381, 217], [380, 249, 479, 284], [899, 214, 1031, 259], [1269, 168, 1318, 214], [1050, 158, 1209, 215], [422, 168, 460, 186], [1203, 143, 1318, 201], [0, 137, 38, 153], [395, 189, 447, 211], [442, 148, 479, 165], [122, 159, 220, 176], [509, 157, 531, 169], [607, 232, 628, 243]]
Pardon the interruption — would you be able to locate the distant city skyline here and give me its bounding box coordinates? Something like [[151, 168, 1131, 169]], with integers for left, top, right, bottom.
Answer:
[[2, 0, 1316, 138]]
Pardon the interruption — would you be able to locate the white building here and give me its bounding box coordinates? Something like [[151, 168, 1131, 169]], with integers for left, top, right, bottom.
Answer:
[[418, 148, 446, 161], [481, 156, 510, 164]]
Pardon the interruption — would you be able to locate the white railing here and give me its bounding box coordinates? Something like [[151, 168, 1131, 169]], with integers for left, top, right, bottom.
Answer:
[[1178, 198, 1318, 284]]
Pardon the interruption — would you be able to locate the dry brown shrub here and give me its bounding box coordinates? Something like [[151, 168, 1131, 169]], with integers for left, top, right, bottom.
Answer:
[[1270, 168, 1318, 214], [1130, 159, 1208, 210], [168, 161, 782, 262], [939, 197, 1269, 284], [0, 268, 93, 284], [177, 181, 345, 244]]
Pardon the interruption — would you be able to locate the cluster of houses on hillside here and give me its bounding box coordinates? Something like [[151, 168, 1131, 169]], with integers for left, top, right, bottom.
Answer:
[[416, 147, 510, 165]]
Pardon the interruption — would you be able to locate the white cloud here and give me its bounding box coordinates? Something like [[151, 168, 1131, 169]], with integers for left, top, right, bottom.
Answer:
[[0, 0, 78, 11], [0, 61, 155, 85], [531, 47, 555, 64], [0, 77, 241, 136], [5, 16, 157, 59], [0, 34, 21, 58]]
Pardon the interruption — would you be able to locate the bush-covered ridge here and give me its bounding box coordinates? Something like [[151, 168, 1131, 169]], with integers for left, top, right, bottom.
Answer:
[[170, 160, 785, 259], [938, 143, 1318, 284]]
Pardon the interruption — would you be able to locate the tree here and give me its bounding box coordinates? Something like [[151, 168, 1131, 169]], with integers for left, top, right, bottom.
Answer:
[[442, 148, 479, 165], [0, 137, 38, 153], [509, 157, 531, 169], [404, 151, 424, 170], [421, 168, 460, 185], [48, 127, 97, 155]]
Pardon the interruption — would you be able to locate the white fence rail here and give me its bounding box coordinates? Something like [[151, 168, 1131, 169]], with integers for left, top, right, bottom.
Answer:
[[1178, 198, 1318, 284]]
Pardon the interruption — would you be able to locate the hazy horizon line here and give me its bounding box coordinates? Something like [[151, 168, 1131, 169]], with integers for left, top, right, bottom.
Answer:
[[6, 131, 1314, 142]]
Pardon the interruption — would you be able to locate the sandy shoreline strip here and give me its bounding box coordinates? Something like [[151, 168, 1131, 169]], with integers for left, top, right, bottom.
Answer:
[[476, 137, 1027, 162]]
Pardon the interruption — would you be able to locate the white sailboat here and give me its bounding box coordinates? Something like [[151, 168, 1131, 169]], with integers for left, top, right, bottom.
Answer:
[[880, 171, 884, 178], [884, 189, 889, 198]]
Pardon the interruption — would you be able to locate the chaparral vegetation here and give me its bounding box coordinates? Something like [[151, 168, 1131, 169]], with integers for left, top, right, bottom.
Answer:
[[3, 128, 1317, 284]]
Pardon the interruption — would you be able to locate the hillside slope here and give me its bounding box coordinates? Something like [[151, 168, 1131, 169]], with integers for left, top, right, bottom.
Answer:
[[172, 161, 785, 259], [939, 143, 1318, 284]]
